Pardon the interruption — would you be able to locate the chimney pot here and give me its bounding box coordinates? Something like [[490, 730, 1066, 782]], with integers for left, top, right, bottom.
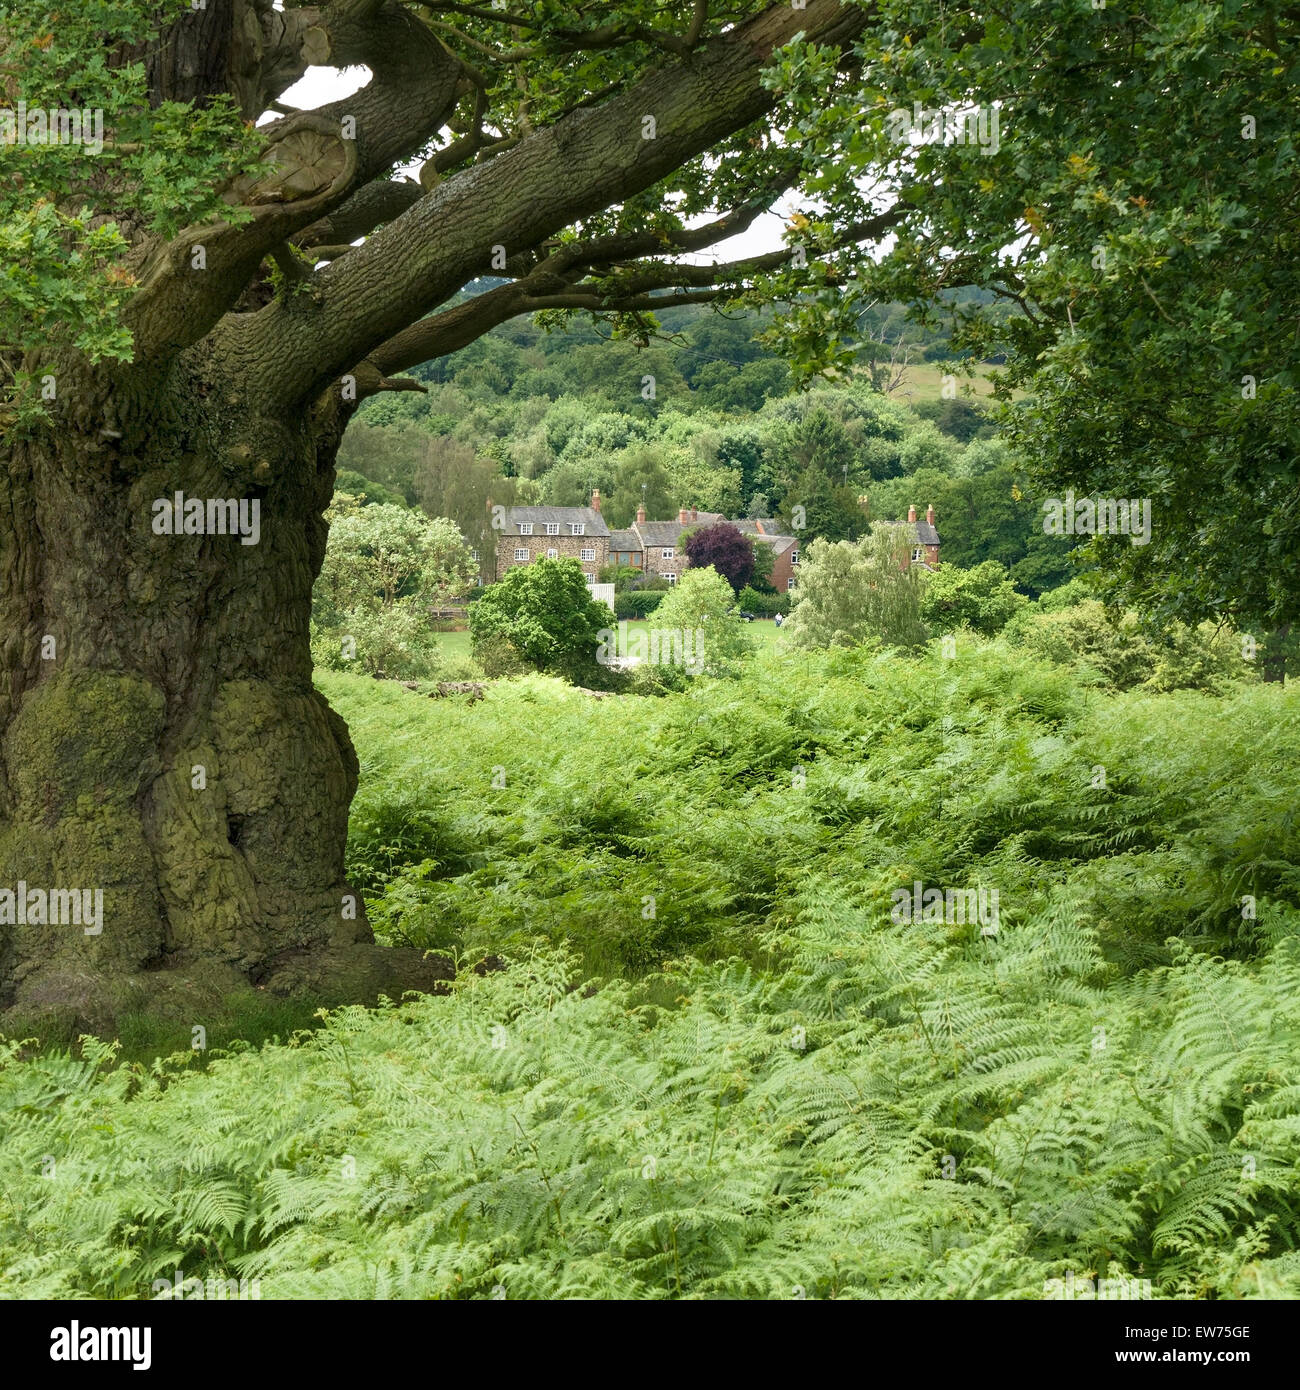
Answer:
[[591, 489, 601, 512], [907, 504, 917, 523], [678, 506, 689, 524], [926, 504, 935, 527]]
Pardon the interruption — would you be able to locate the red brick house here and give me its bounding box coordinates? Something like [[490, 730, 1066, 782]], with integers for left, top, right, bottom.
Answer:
[[902, 504, 940, 569], [733, 518, 800, 592], [607, 504, 726, 584]]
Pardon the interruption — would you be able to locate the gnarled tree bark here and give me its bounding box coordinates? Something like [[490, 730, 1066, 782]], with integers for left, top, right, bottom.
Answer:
[[1, 0, 881, 1032]]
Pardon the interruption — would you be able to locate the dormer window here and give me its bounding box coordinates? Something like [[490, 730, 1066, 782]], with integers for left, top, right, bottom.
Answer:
[[519, 522, 533, 536], [570, 522, 585, 536], [545, 522, 560, 535]]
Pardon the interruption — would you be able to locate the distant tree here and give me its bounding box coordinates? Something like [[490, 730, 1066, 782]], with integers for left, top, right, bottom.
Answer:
[[784, 523, 928, 651], [413, 437, 517, 579], [701, 424, 769, 507], [469, 559, 614, 685], [868, 462, 1078, 597], [749, 539, 776, 594], [334, 470, 408, 509], [317, 502, 475, 618], [336, 419, 425, 503], [1005, 599, 1248, 695], [312, 501, 476, 678], [913, 397, 994, 444], [682, 522, 755, 593], [920, 561, 1029, 637], [606, 445, 676, 528], [601, 564, 644, 591], [778, 466, 866, 543], [653, 566, 754, 677], [772, 407, 857, 488], [538, 455, 615, 509]]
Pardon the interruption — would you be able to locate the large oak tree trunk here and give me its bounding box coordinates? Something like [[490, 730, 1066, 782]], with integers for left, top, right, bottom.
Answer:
[[0, 350, 446, 1034]]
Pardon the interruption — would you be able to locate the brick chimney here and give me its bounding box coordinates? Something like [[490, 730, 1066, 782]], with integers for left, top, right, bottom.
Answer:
[[591, 488, 601, 513], [926, 504, 935, 527], [756, 520, 766, 535], [690, 506, 697, 522], [636, 502, 646, 525], [907, 504, 917, 523], [678, 506, 689, 524]]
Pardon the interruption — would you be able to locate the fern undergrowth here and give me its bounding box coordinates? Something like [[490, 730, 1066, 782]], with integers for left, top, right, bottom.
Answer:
[[1, 640, 1297, 1299]]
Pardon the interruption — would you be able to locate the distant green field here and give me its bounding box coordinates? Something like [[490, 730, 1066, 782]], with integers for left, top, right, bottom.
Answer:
[[433, 627, 473, 660], [619, 615, 785, 646], [870, 360, 1016, 408]]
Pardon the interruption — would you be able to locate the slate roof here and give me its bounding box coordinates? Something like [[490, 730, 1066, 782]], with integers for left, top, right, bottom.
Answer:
[[608, 529, 642, 552], [635, 521, 691, 546], [760, 534, 799, 555], [503, 506, 609, 538], [881, 518, 941, 550], [732, 518, 793, 538], [633, 512, 727, 547]]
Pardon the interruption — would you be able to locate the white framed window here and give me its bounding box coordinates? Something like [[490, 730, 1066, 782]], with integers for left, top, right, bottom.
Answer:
[[584, 573, 595, 584], [570, 522, 585, 535], [545, 522, 560, 536], [664, 573, 677, 585], [911, 546, 924, 562], [475, 576, 483, 587], [547, 548, 558, 560], [580, 547, 595, 561], [661, 548, 674, 559], [514, 547, 529, 561], [518, 522, 533, 536], [470, 549, 480, 562], [790, 550, 799, 565], [787, 576, 797, 591]]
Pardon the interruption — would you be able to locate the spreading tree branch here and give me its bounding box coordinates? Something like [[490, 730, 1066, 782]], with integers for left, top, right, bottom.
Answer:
[[237, 0, 872, 407]]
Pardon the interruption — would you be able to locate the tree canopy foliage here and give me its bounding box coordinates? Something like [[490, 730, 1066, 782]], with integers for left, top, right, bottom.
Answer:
[[764, 0, 1299, 630]]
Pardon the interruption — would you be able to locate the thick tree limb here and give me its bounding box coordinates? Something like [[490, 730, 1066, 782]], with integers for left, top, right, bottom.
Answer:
[[294, 178, 425, 250], [125, 1, 463, 363], [366, 205, 907, 375], [239, 0, 872, 407]]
